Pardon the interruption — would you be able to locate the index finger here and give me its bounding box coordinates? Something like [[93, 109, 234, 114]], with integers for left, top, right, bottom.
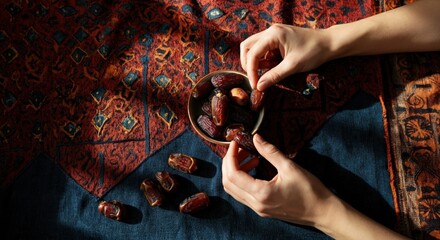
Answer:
[[240, 33, 261, 89], [246, 38, 277, 89]]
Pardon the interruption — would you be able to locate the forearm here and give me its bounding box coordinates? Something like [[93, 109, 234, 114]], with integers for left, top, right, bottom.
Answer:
[[325, 0, 440, 59], [314, 196, 409, 240]]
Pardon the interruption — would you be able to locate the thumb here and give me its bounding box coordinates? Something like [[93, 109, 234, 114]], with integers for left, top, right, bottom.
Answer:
[[253, 134, 290, 170]]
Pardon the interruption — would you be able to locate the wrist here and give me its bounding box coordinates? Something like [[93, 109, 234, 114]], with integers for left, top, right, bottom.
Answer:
[[323, 24, 353, 60], [312, 194, 347, 238], [312, 195, 409, 240], [323, 21, 377, 60]]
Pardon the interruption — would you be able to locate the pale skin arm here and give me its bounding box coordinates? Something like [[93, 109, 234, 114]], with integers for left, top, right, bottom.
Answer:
[[241, 0, 440, 90], [222, 135, 410, 239]]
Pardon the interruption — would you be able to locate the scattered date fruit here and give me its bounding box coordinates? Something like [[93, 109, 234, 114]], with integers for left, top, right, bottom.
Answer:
[[139, 157, 211, 215], [168, 153, 198, 174], [98, 200, 125, 221], [179, 192, 210, 214], [155, 171, 179, 193], [140, 179, 164, 207]]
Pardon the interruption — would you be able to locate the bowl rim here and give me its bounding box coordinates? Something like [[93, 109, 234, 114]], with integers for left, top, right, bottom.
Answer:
[[187, 70, 265, 145]]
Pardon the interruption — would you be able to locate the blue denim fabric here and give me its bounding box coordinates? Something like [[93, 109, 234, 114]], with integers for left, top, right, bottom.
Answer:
[[1, 91, 394, 239]]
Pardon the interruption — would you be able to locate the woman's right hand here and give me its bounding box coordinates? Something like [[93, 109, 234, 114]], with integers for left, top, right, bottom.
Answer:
[[242, 0, 440, 92], [240, 24, 333, 91]]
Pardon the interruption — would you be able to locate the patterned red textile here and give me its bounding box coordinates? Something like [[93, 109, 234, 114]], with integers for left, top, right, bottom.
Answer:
[[379, 2, 440, 239], [0, 0, 439, 238], [0, 0, 375, 196], [384, 53, 440, 239]]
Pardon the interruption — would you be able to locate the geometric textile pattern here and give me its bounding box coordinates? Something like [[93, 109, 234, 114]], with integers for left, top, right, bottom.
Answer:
[[3, 0, 439, 238], [2, 0, 438, 238], [0, 0, 380, 198]]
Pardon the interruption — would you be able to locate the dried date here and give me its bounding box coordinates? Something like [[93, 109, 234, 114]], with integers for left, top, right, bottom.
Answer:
[[179, 192, 210, 214], [250, 89, 266, 112], [192, 80, 214, 99], [224, 123, 245, 141], [201, 99, 212, 117], [211, 89, 229, 126], [98, 200, 125, 221], [192, 72, 265, 142], [155, 171, 179, 193], [234, 131, 258, 155], [211, 73, 244, 89], [197, 114, 223, 139], [229, 87, 249, 106], [168, 153, 198, 174], [140, 179, 164, 207]]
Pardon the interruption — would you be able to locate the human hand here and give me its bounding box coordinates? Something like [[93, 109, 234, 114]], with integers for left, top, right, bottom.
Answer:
[[222, 134, 410, 239], [222, 133, 335, 226], [240, 24, 332, 91]]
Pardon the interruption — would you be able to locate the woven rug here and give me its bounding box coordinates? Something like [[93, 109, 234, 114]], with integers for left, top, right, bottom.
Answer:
[[379, 2, 440, 239], [383, 52, 440, 239], [0, 0, 438, 238], [0, 0, 377, 196]]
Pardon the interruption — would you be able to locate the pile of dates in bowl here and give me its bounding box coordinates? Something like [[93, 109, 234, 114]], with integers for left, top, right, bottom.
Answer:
[[188, 70, 265, 149]]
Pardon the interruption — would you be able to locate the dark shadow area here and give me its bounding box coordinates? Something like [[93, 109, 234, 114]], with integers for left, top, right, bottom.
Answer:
[[2, 154, 104, 240], [120, 203, 143, 224], [295, 147, 397, 229], [193, 158, 217, 178], [158, 174, 201, 212], [156, 176, 231, 219], [258, 84, 378, 158]]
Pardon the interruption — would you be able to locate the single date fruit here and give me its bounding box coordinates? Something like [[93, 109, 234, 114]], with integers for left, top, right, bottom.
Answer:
[[234, 131, 258, 155], [197, 114, 223, 139], [168, 153, 198, 174], [211, 73, 244, 89], [192, 80, 214, 99], [201, 99, 212, 117], [250, 89, 266, 112], [98, 200, 124, 221], [140, 179, 164, 207], [224, 123, 245, 141], [179, 192, 210, 214], [155, 171, 179, 193], [211, 88, 229, 126], [229, 87, 249, 106]]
